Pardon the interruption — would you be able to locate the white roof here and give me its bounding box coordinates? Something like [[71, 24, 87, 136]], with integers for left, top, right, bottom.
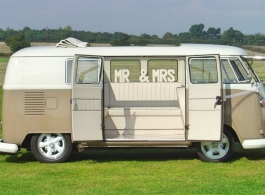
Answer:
[[11, 44, 248, 57]]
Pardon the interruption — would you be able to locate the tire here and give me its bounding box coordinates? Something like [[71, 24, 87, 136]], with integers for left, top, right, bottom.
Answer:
[[31, 133, 72, 163], [196, 128, 234, 162]]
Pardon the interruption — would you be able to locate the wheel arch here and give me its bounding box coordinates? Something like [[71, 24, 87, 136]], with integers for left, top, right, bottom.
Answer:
[[22, 133, 72, 150], [224, 124, 239, 142], [22, 134, 33, 149]]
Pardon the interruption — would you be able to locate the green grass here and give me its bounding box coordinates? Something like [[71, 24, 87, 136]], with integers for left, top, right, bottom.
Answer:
[[0, 58, 4, 138], [1, 146, 265, 194], [0, 58, 9, 63], [252, 61, 265, 81], [0, 57, 6, 125], [0, 60, 7, 86]]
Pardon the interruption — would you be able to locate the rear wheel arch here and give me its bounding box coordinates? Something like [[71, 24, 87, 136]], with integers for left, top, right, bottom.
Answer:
[[22, 134, 33, 149], [23, 133, 73, 148], [224, 124, 239, 142]]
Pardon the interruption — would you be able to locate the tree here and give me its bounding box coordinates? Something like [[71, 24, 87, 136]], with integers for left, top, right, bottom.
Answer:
[[206, 27, 221, 39], [60, 25, 73, 39], [22, 26, 32, 32], [22, 26, 32, 40], [96, 32, 112, 43], [85, 31, 96, 43], [177, 32, 191, 43], [63, 25, 72, 31], [162, 32, 177, 44], [254, 33, 265, 46], [5, 27, 15, 39], [189, 23, 205, 39], [110, 34, 130, 46], [0, 28, 5, 41], [163, 32, 173, 39], [141, 33, 151, 39], [5, 34, 30, 53], [149, 35, 162, 44], [111, 32, 126, 40], [136, 38, 149, 46], [151, 35, 159, 39], [221, 27, 243, 45], [3, 25, 265, 47]]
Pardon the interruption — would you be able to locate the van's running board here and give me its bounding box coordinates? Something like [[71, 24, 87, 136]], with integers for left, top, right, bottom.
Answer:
[[105, 135, 185, 141], [81, 141, 190, 148], [105, 138, 185, 141]]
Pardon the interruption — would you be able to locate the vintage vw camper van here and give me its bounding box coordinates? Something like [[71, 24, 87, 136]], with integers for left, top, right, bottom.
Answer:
[[1, 42, 265, 163]]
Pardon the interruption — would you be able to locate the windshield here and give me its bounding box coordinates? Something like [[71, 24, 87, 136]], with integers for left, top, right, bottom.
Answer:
[[221, 58, 253, 83]]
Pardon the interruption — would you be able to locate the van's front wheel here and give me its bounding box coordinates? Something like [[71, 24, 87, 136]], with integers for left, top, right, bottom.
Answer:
[[196, 128, 234, 162], [31, 133, 72, 163]]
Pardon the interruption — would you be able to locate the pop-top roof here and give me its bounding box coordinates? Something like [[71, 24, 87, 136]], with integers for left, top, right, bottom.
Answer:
[[56, 37, 88, 48]]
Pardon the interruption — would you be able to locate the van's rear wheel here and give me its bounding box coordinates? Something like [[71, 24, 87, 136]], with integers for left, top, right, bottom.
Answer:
[[31, 133, 72, 163], [196, 128, 234, 162]]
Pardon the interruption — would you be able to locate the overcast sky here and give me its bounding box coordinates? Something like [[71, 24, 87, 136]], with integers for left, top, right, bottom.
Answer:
[[1, 0, 265, 38]]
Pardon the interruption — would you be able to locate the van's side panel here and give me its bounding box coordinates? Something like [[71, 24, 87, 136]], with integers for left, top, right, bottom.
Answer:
[[2, 89, 72, 145], [224, 89, 263, 140], [2, 57, 72, 145]]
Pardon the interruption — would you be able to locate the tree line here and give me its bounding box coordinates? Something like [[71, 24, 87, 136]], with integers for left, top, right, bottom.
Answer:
[[1, 23, 265, 53]]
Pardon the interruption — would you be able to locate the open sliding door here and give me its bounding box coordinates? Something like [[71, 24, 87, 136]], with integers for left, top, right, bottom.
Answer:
[[71, 55, 104, 141], [187, 55, 223, 141]]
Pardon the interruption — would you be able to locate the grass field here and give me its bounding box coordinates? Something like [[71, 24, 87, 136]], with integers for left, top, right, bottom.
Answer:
[[0, 42, 11, 54], [1, 146, 265, 194], [252, 61, 265, 81], [0, 58, 8, 86], [1, 53, 265, 194]]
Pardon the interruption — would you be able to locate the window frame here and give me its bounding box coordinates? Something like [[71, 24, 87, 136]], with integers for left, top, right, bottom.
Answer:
[[65, 58, 73, 85], [75, 58, 102, 84], [221, 58, 239, 83], [189, 57, 219, 84]]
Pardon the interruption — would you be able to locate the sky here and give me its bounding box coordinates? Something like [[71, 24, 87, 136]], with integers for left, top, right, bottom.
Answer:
[[1, 0, 265, 38]]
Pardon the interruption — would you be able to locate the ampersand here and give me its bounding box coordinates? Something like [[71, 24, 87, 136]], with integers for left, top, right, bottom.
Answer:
[[139, 69, 150, 82]]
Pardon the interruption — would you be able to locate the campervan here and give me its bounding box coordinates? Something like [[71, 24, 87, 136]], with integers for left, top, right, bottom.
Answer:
[[1, 42, 265, 163]]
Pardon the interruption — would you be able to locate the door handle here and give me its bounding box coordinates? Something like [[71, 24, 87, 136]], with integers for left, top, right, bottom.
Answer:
[[73, 99, 78, 110], [214, 96, 222, 108]]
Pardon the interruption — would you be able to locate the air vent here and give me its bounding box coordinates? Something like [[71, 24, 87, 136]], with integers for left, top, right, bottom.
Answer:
[[25, 92, 45, 115]]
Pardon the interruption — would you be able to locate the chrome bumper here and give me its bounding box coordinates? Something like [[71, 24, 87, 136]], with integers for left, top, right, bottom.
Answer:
[[0, 139, 18, 153], [242, 139, 265, 149]]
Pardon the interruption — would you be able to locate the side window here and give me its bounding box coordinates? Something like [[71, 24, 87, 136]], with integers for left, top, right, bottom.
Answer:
[[148, 59, 178, 82], [66, 59, 73, 84], [110, 60, 140, 82], [75, 58, 101, 84], [221, 59, 238, 83], [229, 59, 249, 82], [189, 58, 218, 84]]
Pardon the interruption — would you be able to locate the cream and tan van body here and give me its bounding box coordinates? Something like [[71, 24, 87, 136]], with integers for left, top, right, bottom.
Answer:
[[1, 43, 265, 162]]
